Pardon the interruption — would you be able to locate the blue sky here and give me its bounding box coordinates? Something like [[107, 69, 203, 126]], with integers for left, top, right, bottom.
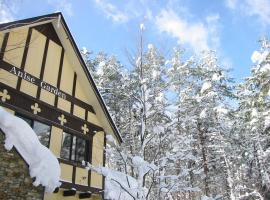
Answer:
[[1, 0, 270, 81]]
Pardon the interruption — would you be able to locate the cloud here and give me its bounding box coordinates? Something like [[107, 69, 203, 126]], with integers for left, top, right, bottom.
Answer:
[[225, 0, 238, 9], [94, 0, 129, 23], [155, 9, 219, 53], [225, 0, 270, 26], [245, 0, 270, 25], [0, 1, 18, 23], [47, 0, 73, 16], [93, 0, 156, 24]]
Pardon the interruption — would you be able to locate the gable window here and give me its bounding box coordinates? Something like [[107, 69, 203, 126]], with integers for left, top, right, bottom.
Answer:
[[16, 114, 51, 147], [60, 132, 90, 163]]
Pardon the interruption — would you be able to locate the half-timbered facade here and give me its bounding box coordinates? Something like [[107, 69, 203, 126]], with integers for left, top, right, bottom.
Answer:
[[0, 13, 122, 200]]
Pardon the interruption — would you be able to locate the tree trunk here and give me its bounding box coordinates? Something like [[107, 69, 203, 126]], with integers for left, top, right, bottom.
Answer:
[[198, 122, 210, 196]]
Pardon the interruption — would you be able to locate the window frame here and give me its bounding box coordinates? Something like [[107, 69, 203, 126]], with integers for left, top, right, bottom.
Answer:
[[15, 113, 51, 147], [60, 131, 91, 164]]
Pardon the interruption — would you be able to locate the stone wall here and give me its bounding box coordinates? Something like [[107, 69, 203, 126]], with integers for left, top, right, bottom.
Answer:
[[0, 132, 44, 200]]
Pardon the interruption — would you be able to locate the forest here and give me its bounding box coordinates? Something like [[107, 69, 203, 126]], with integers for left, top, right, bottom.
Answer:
[[82, 34, 270, 200]]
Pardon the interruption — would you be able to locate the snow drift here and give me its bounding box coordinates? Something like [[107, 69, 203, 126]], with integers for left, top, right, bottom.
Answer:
[[0, 107, 61, 193]]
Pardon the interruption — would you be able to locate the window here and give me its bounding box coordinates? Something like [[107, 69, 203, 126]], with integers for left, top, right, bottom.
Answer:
[[16, 114, 51, 147], [60, 132, 89, 163]]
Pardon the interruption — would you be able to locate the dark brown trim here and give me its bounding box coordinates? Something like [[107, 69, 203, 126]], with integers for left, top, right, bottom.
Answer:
[[0, 82, 103, 137], [102, 133, 107, 191], [55, 47, 65, 107], [34, 23, 62, 46], [70, 72, 77, 114], [0, 13, 61, 31], [0, 32, 9, 60], [15, 112, 52, 148], [88, 136, 93, 187], [60, 181, 103, 194], [56, 13, 122, 142], [0, 12, 122, 142], [59, 158, 86, 168], [37, 37, 49, 99], [72, 166, 76, 183], [0, 60, 95, 113], [72, 72, 77, 97], [17, 28, 33, 90]]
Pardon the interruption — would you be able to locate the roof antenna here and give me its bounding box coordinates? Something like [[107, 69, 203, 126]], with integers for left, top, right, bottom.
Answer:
[[57, 14, 61, 28]]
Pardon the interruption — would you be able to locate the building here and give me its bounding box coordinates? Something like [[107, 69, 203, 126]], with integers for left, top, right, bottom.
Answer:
[[0, 13, 122, 200]]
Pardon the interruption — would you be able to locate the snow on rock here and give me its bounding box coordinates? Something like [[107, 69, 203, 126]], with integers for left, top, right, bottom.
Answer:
[[201, 82, 212, 94], [0, 107, 61, 193]]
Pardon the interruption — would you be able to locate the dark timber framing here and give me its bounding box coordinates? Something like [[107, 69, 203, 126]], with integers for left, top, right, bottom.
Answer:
[[17, 27, 33, 90], [36, 37, 49, 99], [55, 47, 65, 107], [0, 33, 9, 60], [0, 82, 103, 136], [0, 12, 123, 142], [0, 60, 95, 114], [70, 72, 77, 114], [0, 12, 123, 196]]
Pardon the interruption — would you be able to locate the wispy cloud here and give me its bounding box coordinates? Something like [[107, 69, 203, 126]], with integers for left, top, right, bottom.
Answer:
[[155, 9, 219, 53], [225, 0, 270, 26], [91, 0, 221, 53], [225, 0, 238, 9], [47, 0, 73, 16], [94, 0, 128, 23], [0, 1, 18, 23], [245, 0, 270, 25], [92, 0, 156, 24]]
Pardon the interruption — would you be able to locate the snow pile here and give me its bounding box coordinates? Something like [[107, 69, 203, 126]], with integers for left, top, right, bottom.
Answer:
[[0, 107, 61, 193]]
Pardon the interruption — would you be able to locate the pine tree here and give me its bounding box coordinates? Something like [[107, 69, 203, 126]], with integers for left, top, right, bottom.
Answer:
[[236, 38, 270, 199]]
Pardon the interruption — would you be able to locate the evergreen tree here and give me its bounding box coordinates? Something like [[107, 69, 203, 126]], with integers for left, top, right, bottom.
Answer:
[[236, 38, 270, 199]]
